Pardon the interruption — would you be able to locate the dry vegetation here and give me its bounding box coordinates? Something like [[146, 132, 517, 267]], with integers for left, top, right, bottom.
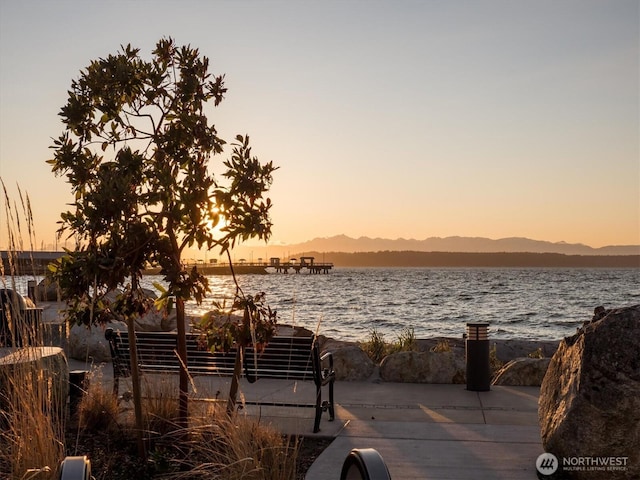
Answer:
[[1, 184, 326, 479], [66, 372, 311, 480], [359, 326, 418, 363], [1, 183, 66, 479]]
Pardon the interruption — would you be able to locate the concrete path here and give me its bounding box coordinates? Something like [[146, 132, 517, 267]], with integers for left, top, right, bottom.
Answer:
[[67, 358, 543, 479], [306, 382, 543, 480]]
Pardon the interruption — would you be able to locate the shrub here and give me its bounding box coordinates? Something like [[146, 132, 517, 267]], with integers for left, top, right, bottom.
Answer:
[[360, 326, 419, 363], [152, 404, 299, 480], [395, 327, 417, 353], [359, 328, 390, 363], [430, 338, 451, 353], [142, 376, 180, 437], [77, 370, 120, 433], [527, 347, 544, 359]]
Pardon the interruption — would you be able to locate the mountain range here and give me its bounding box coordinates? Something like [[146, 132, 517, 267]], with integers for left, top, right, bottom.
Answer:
[[233, 235, 639, 258]]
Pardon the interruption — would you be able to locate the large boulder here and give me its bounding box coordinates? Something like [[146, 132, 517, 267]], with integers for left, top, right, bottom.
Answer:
[[490, 339, 559, 363], [68, 321, 126, 362], [35, 278, 60, 302], [416, 337, 559, 364], [380, 351, 466, 384], [133, 306, 177, 332], [67, 289, 180, 360], [104, 289, 177, 332], [539, 305, 640, 479], [492, 357, 551, 386], [326, 344, 375, 381]]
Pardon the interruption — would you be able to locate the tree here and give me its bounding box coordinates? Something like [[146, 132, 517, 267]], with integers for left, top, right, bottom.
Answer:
[[48, 38, 277, 454]]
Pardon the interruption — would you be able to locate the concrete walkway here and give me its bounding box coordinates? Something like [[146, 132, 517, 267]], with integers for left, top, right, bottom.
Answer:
[[68, 358, 543, 479], [305, 382, 543, 480]]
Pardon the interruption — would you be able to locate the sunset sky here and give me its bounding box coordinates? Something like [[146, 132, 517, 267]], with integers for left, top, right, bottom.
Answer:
[[1, 0, 638, 251]]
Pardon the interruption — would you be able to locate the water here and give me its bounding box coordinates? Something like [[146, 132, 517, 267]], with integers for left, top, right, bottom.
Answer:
[[8, 267, 639, 342], [151, 267, 640, 342]]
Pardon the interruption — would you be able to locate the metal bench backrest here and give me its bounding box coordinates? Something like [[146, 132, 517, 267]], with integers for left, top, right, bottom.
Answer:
[[105, 329, 317, 381], [106, 329, 237, 377], [244, 335, 317, 383]]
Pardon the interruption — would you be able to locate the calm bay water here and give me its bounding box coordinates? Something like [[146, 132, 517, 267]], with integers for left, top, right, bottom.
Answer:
[[8, 267, 639, 342]]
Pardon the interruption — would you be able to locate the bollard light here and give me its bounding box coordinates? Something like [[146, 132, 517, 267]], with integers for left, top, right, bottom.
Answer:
[[465, 322, 491, 391]]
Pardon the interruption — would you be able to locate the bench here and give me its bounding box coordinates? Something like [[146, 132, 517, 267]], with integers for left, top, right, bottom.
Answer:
[[104, 328, 335, 432]]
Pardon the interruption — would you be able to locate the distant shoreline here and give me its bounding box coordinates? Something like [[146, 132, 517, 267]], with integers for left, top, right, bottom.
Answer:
[[2, 250, 639, 275], [293, 251, 640, 268]]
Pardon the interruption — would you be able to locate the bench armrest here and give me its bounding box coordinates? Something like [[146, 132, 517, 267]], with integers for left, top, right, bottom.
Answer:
[[320, 350, 335, 384]]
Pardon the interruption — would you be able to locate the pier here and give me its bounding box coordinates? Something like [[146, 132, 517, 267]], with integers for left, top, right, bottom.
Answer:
[[269, 256, 333, 274], [180, 256, 333, 275], [269, 257, 333, 274], [2, 251, 334, 276]]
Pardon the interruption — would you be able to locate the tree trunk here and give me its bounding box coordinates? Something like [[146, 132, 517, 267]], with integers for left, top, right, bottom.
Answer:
[[129, 277, 146, 458], [227, 305, 250, 416], [126, 317, 146, 459], [226, 347, 243, 416], [175, 296, 189, 429]]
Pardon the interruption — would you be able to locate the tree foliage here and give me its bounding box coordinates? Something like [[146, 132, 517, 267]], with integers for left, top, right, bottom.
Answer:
[[49, 37, 275, 323], [48, 37, 278, 432]]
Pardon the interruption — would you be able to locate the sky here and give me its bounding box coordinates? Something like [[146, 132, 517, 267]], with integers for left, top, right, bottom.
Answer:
[[0, 0, 638, 251]]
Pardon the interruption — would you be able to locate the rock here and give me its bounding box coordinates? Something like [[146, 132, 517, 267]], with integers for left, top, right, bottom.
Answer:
[[134, 306, 177, 332], [68, 321, 126, 362], [415, 337, 559, 364], [67, 287, 180, 359], [489, 339, 559, 363], [40, 301, 65, 323], [277, 324, 315, 337], [379, 351, 466, 384], [101, 289, 177, 332], [539, 305, 640, 479], [491, 357, 551, 386], [326, 344, 375, 381], [36, 278, 60, 302]]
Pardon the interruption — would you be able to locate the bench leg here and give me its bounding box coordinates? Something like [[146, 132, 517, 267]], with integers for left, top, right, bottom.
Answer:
[[112, 376, 119, 399], [328, 380, 335, 421], [314, 385, 322, 433]]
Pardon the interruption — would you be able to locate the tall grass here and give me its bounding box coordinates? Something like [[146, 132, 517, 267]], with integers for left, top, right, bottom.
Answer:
[[159, 403, 300, 480], [76, 369, 119, 434], [1, 180, 65, 480], [142, 377, 299, 479], [0, 351, 67, 480], [359, 327, 390, 364], [70, 373, 299, 479], [360, 326, 419, 363]]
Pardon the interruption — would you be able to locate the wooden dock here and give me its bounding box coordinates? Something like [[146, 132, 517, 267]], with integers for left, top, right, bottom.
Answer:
[[268, 255, 333, 274], [270, 262, 333, 274], [179, 256, 334, 275]]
